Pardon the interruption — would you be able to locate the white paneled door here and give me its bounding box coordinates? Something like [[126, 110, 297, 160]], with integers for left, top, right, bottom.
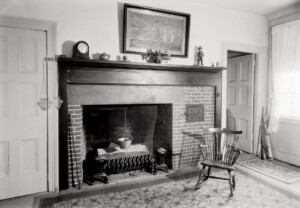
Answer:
[[0, 27, 47, 199], [227, 54, 255, 153]]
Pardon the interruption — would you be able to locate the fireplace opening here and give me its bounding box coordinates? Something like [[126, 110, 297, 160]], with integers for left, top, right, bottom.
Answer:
[[81, 104, 173, 184], [83, 104, 172, 155]]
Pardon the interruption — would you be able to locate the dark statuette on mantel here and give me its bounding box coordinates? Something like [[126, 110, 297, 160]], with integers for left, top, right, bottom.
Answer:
[[196, 46, 204, 66]]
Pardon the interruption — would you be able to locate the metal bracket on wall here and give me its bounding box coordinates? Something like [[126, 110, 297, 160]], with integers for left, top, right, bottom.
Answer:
[[185, 104, 204, 122]]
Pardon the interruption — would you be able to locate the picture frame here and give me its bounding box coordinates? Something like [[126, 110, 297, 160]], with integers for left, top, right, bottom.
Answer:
[[123, 4, 190, 57]]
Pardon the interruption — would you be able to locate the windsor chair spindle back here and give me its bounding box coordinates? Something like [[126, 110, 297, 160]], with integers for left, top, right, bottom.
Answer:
[[195, 128, 243, 197]]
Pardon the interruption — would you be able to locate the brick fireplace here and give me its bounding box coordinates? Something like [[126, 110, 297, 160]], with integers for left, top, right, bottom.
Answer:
[[58, 58, 224, 189]]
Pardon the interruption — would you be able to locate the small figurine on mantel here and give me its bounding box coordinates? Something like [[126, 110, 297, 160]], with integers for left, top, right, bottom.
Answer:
[[122, 55, 128, 62], [197, 46, 204, 66]]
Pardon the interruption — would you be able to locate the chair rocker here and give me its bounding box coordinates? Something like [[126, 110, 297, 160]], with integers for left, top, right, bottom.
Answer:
[[195, 128, 243, 197]]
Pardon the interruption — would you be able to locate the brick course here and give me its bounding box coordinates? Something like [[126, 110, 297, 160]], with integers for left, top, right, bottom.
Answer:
[[172, 86, 214, 169], [68, 105, 85, 186]]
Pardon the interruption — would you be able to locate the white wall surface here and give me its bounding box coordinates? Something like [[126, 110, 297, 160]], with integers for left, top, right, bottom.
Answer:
[[0, 0, 268, 65], [271, 119, 300, 166]]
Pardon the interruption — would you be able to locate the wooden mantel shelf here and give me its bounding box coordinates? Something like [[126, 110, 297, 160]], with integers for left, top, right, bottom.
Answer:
[[57, 57, 225, 73]]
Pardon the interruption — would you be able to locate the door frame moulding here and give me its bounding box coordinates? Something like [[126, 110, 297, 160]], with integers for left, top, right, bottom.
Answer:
[[222, 41, 268, 154], [0, 15, 58, 192]]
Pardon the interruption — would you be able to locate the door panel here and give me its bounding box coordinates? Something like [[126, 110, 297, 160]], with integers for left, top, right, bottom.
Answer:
[[227, 86, 236, 105], [19, 82, 39, 117], [0, 27, 47, 199], [227, 54, 255, 153], [239, 86, 248, 106], [0, 82, 8, 117], [0, 141, 9, 176], [227, 116, 235, 131], [18, 37, 38, 74], [0, 34, 7, 73]]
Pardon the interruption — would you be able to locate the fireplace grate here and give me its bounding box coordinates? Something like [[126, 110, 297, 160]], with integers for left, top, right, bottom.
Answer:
[[100, 152, 153, 175]]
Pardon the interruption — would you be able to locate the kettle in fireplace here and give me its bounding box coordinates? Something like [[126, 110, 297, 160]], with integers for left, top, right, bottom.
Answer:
[[118, 137, 132, 149]]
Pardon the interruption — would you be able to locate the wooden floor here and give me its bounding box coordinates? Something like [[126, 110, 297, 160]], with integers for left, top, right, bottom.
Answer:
[[1, 154, 300, 208]]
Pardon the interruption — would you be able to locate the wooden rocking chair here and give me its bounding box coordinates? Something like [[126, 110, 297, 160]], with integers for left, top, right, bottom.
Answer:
[[195, 128, 243, 197]]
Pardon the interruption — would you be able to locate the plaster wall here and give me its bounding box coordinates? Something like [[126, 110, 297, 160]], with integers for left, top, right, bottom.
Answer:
[[271, 119, 300, 166], [0, 0, 268, 65]]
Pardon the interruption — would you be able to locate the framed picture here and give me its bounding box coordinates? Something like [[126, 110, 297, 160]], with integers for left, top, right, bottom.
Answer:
[[123, 4, 190, 57]]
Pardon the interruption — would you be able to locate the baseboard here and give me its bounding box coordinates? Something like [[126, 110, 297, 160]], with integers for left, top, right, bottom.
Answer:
[[272, 149, 300, 167]]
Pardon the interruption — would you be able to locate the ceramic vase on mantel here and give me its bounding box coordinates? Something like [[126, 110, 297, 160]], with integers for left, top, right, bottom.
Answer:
[[100, 52, 110, 61]]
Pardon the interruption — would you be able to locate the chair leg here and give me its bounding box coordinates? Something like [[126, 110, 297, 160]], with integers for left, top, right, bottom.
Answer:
[[232, 172, 236, 190], [207, 167, 212, 177], [195, 166, 206, 189], [228, 170, 235, 197]]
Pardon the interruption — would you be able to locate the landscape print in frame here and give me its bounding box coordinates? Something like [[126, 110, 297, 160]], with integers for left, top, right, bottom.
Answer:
[[123, 4, 190, 57]]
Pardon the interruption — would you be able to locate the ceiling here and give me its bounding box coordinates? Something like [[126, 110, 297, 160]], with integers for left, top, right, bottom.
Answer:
[[188, 0, 300, 16]]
